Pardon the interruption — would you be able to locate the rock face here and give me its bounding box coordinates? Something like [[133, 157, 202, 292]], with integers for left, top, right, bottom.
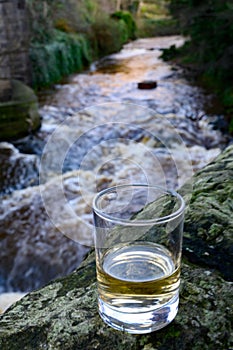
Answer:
[[0, 145, 233, 349], [182, 146, 233, 281]]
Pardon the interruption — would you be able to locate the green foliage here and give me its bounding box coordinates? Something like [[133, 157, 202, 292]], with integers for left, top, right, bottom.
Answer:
[[26, 0, 62, 43], [169, 0, 233, 131], [135, 0, 180, 38], [26, 1, 137, 88], [111, 11, 137, 39], [89, 14, 130, 57], [160, 44, 179, 60], [52, 0, 98, 34], [222, 88, 233, 124], [229, 119, 233, 133], [54, 18, 75, 33], [139, 0, 170, 18], [137, 17, 179, 37], [30, 31, 92, 88]]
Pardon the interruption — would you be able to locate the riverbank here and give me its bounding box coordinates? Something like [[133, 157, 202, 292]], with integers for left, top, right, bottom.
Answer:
[[166, 0, 233, 133], [160, 44, 232, 135], [29, 11, 136, 90], [27, 1, 180, 90]]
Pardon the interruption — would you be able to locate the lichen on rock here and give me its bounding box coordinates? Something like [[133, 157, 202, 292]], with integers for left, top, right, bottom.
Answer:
[[182, 145, 233, 281]]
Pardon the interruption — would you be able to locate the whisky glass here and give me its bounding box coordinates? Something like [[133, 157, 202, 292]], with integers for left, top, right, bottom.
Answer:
[[93, 184, 185, 334]]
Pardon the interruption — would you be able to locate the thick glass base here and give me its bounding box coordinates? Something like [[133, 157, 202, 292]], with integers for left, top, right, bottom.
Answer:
[[98, 294, 179, 334]]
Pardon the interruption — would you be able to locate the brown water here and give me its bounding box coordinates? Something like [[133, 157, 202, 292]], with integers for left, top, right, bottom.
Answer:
[[0, 36, 229, 295]]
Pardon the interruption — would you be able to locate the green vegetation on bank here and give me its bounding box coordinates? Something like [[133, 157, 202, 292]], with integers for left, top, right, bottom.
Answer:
[[164, 0, 233, 132], [26, 0, 233, 134], [136, 17, 179, 37], [135, 0, 180, 37], [26, 0, 137, 88], [30, 32, 91, 88], [26, 0, 180, 88], [111, 10, 137, 39], [90, 12, 133, 57]]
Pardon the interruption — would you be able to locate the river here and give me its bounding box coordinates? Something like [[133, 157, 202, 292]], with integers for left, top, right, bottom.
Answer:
[[0, 36, 229, 297]]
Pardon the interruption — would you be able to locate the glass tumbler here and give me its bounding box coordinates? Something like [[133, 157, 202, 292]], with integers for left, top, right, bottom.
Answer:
[[92, 184, 185, 334]]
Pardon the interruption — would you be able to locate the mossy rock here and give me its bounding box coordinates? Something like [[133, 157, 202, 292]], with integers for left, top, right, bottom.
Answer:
[[182, 145, 233, 281], [0, 80, 41, 140], [0, 257, 232, 349], [0, 145, 233, 349]]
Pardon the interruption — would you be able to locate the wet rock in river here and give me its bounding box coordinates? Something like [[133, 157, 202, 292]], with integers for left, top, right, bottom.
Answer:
[[0, 145, 232, 349], [138, 80, 157, 89]]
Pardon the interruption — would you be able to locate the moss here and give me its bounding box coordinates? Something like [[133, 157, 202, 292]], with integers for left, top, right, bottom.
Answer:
[[0, 80, 41, 140], [182, 147, 233, 280], [0, 262, 232, 349], [30, 31, 92, 88]]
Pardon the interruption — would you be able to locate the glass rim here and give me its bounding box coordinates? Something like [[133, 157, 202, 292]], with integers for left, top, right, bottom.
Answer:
[[92, 183, 185, 226]]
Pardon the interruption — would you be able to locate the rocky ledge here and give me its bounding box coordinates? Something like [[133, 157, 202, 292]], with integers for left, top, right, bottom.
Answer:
[[0, 145, 232, 350]]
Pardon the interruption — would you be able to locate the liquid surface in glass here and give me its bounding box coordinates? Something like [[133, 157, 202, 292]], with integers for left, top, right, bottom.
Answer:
[[97, 242, 180, 311]]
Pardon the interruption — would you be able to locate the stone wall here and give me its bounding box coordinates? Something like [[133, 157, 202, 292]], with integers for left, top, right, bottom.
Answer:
[[0, 0, 31, 101]]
